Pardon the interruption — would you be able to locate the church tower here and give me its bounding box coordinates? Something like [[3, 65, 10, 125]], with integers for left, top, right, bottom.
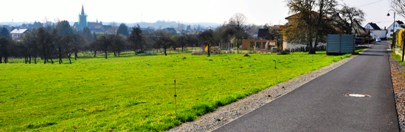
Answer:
[[78, 5, 88, 31]]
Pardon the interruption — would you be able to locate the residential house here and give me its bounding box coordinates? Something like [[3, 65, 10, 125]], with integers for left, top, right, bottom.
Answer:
[[10, 29, 28, 42], [364, 22, 387, 40], [241, 39, 277, 51], [387, 21, 405, 39], [241, 28, 277, 51], [257, 28, 274, 40], [88, 21, 106, 34]]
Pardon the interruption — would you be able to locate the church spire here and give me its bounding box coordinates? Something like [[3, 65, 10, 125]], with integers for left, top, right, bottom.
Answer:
[[81, 5, 85, 15], [78, 5, 88, 31]]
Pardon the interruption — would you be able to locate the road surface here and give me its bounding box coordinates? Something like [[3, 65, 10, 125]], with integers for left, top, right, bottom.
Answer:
[[215, 42, 399, 132]]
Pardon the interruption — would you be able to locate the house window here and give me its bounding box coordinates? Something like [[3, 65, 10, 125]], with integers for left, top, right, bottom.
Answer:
[[391, 29, 394, 32]]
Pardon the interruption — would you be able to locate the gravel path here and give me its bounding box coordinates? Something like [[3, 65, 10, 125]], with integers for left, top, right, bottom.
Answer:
[[168, 55, 354, 132], [390, 57, 405, 132]]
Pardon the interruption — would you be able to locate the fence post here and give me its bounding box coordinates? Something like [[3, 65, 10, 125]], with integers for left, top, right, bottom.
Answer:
[[402, 34, 405, 62]]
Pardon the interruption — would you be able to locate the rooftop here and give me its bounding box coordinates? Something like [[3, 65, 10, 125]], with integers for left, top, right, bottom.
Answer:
[[366, 23, 381, 30], [10, 29, 28, 34]]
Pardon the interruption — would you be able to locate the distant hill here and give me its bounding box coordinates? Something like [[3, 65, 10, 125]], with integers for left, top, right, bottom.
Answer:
[[124, 21, 220, 29], [1, 21, 221, 30], [0, 22, 25, 27]]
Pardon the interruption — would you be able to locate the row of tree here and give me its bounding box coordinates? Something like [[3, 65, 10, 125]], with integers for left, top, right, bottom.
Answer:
[[0, 14, 259, 64]]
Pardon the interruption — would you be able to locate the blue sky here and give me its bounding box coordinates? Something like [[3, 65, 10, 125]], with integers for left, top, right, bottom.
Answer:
[[0, 0, 396, 27]]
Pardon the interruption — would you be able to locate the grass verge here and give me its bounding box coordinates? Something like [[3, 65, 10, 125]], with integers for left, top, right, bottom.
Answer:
[[392, 52, 405, 65]]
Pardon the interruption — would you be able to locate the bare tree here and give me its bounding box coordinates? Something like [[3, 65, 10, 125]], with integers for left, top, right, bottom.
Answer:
[[153, 30, 173, 56], [229, 13, 247, 31], [110, 35, 126, 57], [55, 20, 74, 64], [0, 27, 11, 63], [22, 30, 40, 64], [199, 29, 214, 57], [339, 5, 365, 34], [98, 35, 112, 59], [313, 0, 338, 54], [228, 13, 249, 52], [37, 27, 54, 64], [392, 0, 405, 18], [90, 33, 99, 57]]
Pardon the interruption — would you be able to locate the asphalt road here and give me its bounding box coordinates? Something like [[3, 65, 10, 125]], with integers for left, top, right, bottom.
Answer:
[[215, 42, 399, 132]]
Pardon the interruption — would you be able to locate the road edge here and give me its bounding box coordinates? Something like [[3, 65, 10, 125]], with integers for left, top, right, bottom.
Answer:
[[168, 55, 356, 132], [389, 54, 405, 132]]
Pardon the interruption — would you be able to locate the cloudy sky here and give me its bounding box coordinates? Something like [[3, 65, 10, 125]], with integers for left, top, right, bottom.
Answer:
[[0, 0, 398, 27]]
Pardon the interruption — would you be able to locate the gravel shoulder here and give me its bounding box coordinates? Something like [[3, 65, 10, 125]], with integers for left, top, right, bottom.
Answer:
[[390, 57, 405, 132], [168, 55, 354, 132]]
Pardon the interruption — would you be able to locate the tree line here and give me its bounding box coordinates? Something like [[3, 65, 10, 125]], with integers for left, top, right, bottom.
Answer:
[[0, 14, 271, 64]]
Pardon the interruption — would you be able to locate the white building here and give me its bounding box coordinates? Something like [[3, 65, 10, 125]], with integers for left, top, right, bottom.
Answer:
[[10, 29, 28, 42], [364, 22, 387, 40], [387, 21, 405, 39]]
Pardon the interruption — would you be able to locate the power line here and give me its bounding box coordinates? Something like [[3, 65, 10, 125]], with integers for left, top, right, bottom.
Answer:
[[338, 0, 385, 7], [357, 0, 384, 7]]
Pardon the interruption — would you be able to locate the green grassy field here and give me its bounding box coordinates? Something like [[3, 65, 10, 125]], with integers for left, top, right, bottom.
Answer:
[[0, 52, 350, 131]]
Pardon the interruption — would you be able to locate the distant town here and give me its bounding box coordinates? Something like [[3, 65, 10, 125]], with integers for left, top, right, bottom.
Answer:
[[0, 6, 219, 36]]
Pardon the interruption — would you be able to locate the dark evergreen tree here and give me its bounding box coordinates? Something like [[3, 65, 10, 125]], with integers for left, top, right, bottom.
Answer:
[[117, 23, 129, 37], [128, 26, 144, 54]]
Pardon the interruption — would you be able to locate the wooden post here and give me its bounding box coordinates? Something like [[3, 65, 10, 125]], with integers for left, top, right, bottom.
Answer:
[[174, 80, 177, 116]]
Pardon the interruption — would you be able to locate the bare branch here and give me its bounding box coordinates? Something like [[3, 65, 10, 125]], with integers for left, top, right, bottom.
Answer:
[[392, 0, 405, 18]]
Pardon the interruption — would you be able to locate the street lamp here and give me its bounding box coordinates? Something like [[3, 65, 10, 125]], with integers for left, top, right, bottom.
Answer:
[[387, 9, 403, 61], [387, 9, 396, 42]]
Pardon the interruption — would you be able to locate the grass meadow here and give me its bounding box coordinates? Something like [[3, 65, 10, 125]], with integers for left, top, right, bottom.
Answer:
[[0, 52, 350, 131]]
